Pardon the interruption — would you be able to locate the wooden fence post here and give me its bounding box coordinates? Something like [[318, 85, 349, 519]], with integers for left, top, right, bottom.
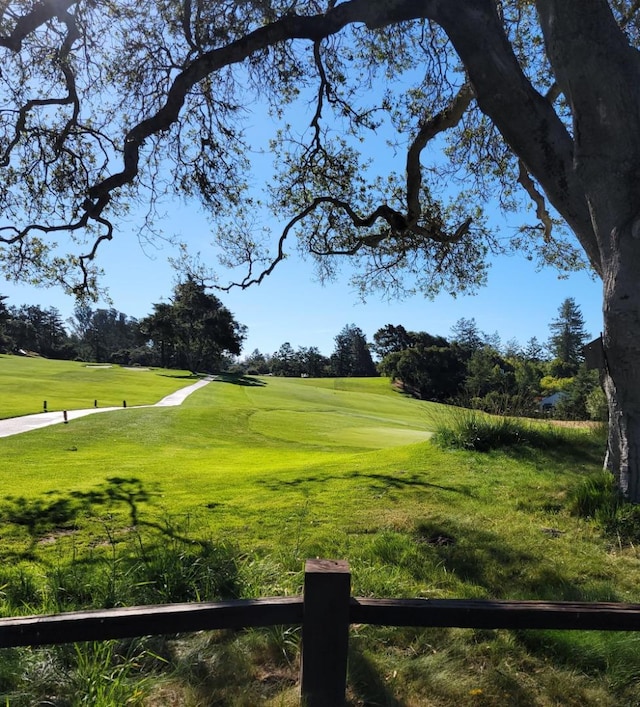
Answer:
[[300, 559, 351, 707]]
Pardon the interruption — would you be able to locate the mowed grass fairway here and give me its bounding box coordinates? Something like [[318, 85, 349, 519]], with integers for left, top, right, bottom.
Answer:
[[0, 354, 197, 419], [2, 365, 640, 705], [1, 374, 442, 549]]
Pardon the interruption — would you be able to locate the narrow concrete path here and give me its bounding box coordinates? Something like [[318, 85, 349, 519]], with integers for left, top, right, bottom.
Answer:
[[0, 376, 214, 438]]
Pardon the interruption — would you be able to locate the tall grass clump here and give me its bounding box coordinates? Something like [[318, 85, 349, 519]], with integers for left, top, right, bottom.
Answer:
[[568, 470, 640, 546], [0, 520, 242, 617], [70, 640, 153, 707], [0, 640, 161, 706], [431, 409, 566, 453], [567, 472, 621, 524]]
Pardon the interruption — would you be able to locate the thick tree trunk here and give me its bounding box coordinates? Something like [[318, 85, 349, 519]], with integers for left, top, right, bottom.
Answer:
[[602, 229, 640, 502], [529, 0, 640, 502]]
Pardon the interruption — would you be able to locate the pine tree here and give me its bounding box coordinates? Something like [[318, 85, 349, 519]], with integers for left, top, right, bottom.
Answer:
[[330, 325, 377, 377], [548, 298, 589, 376]]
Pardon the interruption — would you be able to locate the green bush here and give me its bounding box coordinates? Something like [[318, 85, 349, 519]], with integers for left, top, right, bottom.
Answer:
[[586, 386, 608, 422]]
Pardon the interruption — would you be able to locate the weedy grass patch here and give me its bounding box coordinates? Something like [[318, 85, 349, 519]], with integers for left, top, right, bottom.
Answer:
[[0, 373, 638, 705]]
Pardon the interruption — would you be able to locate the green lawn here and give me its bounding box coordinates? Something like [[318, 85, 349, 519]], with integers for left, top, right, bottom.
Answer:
[[0, 354, 197, 418], [1, 370, 638, 705]]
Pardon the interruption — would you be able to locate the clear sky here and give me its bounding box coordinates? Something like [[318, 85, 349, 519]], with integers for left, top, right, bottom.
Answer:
[[2, 202, 602, 358], [0, 58, 603, 358]]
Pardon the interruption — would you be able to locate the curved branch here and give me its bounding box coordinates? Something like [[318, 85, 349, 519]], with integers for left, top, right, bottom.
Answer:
[[2, 0, 441, 294], [406, 83, 474, 224], [435, 0, 594, 262], [0, 5, 80, 168], [87, 0, 433, 211], [0, 0, 78, 50], [218, 195, 473, 291], [517, 160, 554, 242]]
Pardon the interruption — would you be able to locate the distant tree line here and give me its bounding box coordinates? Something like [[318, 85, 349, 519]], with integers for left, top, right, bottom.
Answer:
[[374, 299, 604, 422], [0, 288, 602, 421], [233, 298, 603, 422], [0, 279, 245, 373], [236, 324, 377, 379]]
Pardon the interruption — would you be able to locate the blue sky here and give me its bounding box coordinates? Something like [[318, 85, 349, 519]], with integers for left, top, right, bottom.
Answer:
[[0, 55, 603, 358], [2, 204, 602, 358]]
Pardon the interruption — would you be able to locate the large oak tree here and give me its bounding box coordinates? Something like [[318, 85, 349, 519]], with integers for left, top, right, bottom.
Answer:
[[1, 1, 640, 497]]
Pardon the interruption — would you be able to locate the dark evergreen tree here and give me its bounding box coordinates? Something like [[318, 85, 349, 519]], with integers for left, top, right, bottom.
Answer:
[[298, 346, 330, 377], [548, 298, 589, 376], [243, 349, 271, 375], [371, 324, 415, 360], [140, 302, 175, 368], [379, 345, 466, 401], [372, 324, 449, 361], [0, 295, 11, 352], [524, 336, 546, 363], [270, 342, 300, 377], [330, 325, 377, 377], [450, 318, 485, 352], [142, 279, 246, 372], [68, 305, 140, 363], [7, 304, 73, 358], [409, 331, 449, 349]]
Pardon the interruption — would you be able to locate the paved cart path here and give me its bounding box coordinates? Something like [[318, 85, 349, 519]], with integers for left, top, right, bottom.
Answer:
[[0, 376, 214, 438]]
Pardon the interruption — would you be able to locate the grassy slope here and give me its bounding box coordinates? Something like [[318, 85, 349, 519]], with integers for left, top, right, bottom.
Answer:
[[0, 373, 626, 598], [0, 354, 196, 419], [1, 371, 639, 705]]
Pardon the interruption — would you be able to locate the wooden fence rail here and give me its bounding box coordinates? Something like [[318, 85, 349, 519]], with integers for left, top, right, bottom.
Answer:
[[3, 558, 640, 706]]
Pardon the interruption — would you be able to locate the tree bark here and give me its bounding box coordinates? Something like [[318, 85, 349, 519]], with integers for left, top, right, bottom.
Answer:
[[601, 226, 640, 501], [436, 0, 640, 500], [432, 0, 597, 266], [533, 0, 640, 501]]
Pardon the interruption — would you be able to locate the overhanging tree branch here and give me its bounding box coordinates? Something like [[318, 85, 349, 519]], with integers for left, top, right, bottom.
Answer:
[[0, 0, 78, 50], [406, 82, 474, 224], [432, 0, 597, 270]]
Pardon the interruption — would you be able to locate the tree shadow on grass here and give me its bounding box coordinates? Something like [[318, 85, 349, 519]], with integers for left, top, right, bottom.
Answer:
[[347, 637, 406, 706], [0, 495, 83, 552], [256, 470, 472, 498], [0, 476, 212, 557], [214, 373, 266, 386], [401, 516, 634, 683], [0, 477, 244, 609], [500, 437, 606, 469], [413, 517, 621, 603]]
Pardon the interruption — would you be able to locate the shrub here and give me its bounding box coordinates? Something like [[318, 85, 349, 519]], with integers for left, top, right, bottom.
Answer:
[[586, 386, 608, 422]]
